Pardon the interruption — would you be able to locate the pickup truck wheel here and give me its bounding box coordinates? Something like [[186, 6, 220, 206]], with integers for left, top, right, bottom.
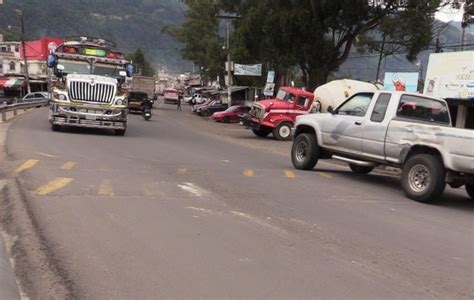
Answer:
[[292, 133, 319, 170], [465, 183, 474, 200], [115, 128, 126, 136], [223, 116, 230, 123], [401, 154, 446, 203], [273, 122, 293, 141], [349, 164, 374, 174], [201, 110, 210, 117], [252, 127, 271, 137]]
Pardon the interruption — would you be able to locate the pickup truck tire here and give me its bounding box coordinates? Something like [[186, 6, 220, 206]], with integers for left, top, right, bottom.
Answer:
[[465, 184, 474, 200], [252, 128, 271, 138], [273, 122, 293, 141], [115, 129, 126, 136], [223, 116, 230, 123], [201, 110, 210, 117], [349, 164, 374, 174], [292, 134, 319, 170], [401, 154, 446, 203]]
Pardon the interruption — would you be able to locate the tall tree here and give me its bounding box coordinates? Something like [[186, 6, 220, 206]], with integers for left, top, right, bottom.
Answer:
[[220, 0, 441, 89], [164, 0, 224, 80], [127, 48, 155, 76]]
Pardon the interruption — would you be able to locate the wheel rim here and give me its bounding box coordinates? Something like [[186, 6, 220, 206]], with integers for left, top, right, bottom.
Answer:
[[295, 140, 308, 162], [408, 164, 431, 193], [279, 125, 291, 138]]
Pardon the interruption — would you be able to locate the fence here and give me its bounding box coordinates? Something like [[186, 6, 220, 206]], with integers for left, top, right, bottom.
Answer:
[[0, 100, 49, 122]]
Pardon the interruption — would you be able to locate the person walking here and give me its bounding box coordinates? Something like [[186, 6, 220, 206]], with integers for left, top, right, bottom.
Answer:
[[177, 93, 182, 111]]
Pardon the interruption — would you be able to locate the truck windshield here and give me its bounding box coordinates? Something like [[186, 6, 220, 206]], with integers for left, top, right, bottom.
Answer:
[[58, 60, 123, 78], [276, 90, 296, 103]]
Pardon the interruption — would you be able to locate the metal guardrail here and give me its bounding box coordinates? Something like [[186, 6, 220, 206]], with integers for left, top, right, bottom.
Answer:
[[0, 100, 49, 122]]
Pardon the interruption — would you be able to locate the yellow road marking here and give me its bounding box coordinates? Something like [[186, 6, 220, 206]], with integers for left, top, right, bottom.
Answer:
[[243, 169, 255, 177], [143, 184, 160, 197], [35, 152, 56, 158], [15, 159, 39, 174], [60, 162, 77, 170], [284, 170, 296, 178], [98, 179, 114, 197], [319, 172, 333, 179], [35, 177, 73, 196], [178, 168, 188, 175]]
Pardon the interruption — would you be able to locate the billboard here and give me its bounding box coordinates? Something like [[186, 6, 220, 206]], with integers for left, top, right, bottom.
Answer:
[[423, 51, 474, 100], [234, 64, 262, 76], [383, 72, 419, 92]]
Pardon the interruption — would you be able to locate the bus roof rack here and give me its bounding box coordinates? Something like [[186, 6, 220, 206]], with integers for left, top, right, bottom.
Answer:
[[64, 36, 116, 48]]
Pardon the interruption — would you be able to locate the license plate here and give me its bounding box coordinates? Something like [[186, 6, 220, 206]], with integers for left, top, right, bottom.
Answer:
[[239, 121, 244, 125], [86, 114, 96, 120]]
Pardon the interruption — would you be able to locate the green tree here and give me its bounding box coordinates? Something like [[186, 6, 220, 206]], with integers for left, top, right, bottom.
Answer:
[[164, 0, 224, 80], [220, 0, 441, 89], [127, 48, 155, 76]]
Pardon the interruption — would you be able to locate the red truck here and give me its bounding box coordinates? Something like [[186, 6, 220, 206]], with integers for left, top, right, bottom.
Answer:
[[239, 87, 315, 140]]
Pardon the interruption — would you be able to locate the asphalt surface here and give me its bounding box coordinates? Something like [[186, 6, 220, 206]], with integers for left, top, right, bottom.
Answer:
[[1, 103, 473, 299]]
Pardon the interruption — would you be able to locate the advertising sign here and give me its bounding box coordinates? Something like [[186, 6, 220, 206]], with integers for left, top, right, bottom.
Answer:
[[383, 72, 419, 92], [234, 64, 262, 76], [264, 83, 275, 97], [423, 51, 474, 100]]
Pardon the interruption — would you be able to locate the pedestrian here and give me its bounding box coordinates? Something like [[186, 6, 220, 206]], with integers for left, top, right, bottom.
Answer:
[[177, 93, 182, 111]]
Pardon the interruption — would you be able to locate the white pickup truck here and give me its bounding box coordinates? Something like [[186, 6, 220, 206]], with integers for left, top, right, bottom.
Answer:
[[291, 91, 474, 202]]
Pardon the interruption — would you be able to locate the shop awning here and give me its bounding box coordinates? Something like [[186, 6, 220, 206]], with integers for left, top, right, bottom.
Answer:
[[0, 77, 25, 89]]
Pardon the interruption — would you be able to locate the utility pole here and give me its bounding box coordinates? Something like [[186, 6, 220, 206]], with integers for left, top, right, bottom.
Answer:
[[217, 14, 239, 107], [375, 35, 386, 83], [226, 19, 232, 106], [17, 9, 31, 94]]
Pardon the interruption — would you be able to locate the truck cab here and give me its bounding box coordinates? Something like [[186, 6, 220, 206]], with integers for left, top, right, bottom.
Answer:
[[240, 87, 315, 140]]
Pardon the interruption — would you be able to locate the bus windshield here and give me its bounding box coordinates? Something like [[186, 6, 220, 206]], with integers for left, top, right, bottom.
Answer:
[[58, 60, 123, 78]]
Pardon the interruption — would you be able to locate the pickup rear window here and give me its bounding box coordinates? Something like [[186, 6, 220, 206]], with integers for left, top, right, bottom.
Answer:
[[397, 95, 450, 125]]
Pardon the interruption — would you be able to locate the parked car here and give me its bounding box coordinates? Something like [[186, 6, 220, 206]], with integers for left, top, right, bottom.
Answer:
[[212, 105, 251, 123], [199, 102, 228, 117], [22, 92, 50, 107], [192, 99, 218, 113], [291, 90, 474, 202], [22, 92, 50, 102]]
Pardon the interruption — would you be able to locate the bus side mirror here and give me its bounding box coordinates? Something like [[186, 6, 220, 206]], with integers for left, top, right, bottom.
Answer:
[[55, 64, 65, 78], [126, 64, 134, 77], [47, 54, 58, 68]]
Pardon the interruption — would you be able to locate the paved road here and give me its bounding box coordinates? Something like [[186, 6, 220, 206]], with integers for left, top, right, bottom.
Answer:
[[2, 104, 473, 299]]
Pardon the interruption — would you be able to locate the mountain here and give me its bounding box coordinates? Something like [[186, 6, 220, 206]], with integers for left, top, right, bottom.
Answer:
[[0, 0, 190, 72]]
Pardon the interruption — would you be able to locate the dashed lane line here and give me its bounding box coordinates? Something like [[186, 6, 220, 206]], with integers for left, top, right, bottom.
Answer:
[[98, 179, 114, 197], [243, 169, 255, 177], [15, 159, 39, 174], [35, 177, 74, 196], [319, 172, 333, 179], [60, 162, 77, 170], [178, 168, 188, 175], [284, 170, 296, 178], [35, 152, 56, 158]]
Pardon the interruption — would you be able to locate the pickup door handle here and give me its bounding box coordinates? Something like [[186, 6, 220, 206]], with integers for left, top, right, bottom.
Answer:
[[355, 121, 362, 126]]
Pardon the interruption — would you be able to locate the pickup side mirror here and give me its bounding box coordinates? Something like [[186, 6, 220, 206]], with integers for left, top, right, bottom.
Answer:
[[327, 106, 334, 114]]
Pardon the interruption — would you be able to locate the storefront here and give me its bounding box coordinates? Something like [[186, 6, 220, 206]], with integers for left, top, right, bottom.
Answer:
[[0, 76, 26, 103]]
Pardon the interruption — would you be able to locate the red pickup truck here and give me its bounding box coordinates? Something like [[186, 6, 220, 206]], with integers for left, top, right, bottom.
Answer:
[[239, 87, 315, 140]]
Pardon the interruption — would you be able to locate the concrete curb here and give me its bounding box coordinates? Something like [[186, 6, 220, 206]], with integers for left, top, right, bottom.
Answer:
[[0, 122, 21, 299]]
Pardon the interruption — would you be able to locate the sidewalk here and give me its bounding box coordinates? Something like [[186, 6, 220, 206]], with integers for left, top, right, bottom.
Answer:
[[0, 120, 21, 299]]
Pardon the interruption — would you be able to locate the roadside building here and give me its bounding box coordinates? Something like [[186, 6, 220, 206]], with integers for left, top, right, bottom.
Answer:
[[0, 35, 25, 102], [21, 37, 64, 92]]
